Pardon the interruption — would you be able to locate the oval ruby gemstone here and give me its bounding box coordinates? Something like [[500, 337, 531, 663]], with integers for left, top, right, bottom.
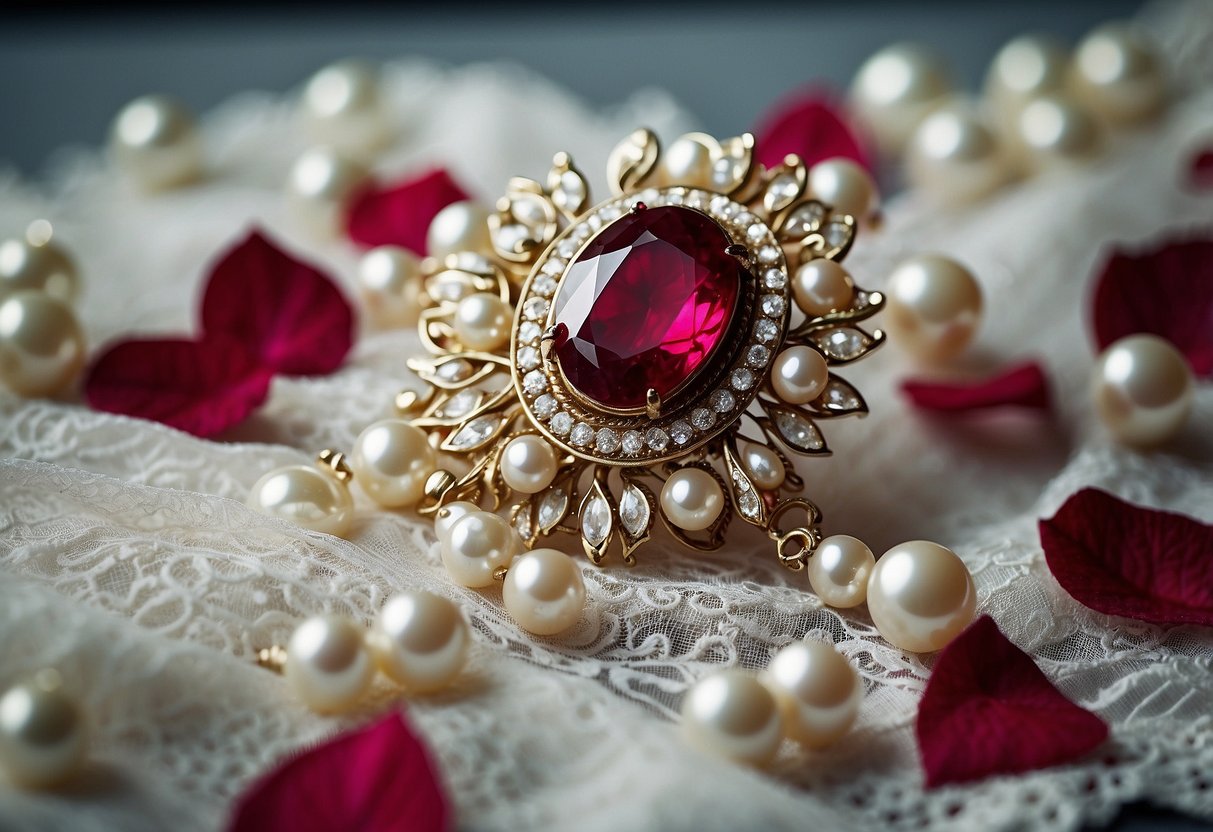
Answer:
[[551, 205, 745, 410]]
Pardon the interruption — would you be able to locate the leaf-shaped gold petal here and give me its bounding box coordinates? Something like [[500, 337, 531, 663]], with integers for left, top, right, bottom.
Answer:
[[798, 212, 856, 262], [722, 440, 767, 526], [805, 374, 868, 418], [579, 476, 614, 565], [762, 157, 807, 215], [407, 353, 504, 389], [710, 133, 756, 195], [606, 128, 660, 195], [441, 413, 509, 452], [807, 326, 886, 365], [789, 287, 885, 335], [775, 199, 827, 242], [489, 191, 558, 263], [547, 152, 590, 219], [761, 405, 830, 456]]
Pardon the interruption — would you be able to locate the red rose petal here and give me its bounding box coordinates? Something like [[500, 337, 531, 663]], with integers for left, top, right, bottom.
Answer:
[[753, 88, 872, 172], [201, 230, 354, 376], [902, 361, 1051, 413], [228, 712, 449, 832], [1188, 149, 1213, 191], [917, 615, 1108, 789], [346, 168, 472, 255], [84, 336, 271, 438], [1040, 488, 1213, 626], [1091, 234, 1213, 377]]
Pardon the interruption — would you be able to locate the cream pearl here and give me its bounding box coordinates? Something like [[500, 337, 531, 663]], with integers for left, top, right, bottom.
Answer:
[[985, 35, 1069, 126], [0, 671, 88, 788], [351, 419, 435, 508], [850, 43, 952, 156], [285, 147, 370, 239], [0, 291, 86, 398], [762, 641, 862, 749], [434, 501, 479, 547], [302, 59, 389, 157], [442, 510, 519, 588], [284, 615, 374, 713], [1071, 23, 1166, 125], [247, 464, 354, 537], [109, 95, 203, 191], [502, 548, 587, 636], [453, 292, 511, 352], [368, 591, 469, 693], [793, 258, 854, 318], [426, 201, 493, 260], [500, 434, 558, 495], [867, 541, 976, 653], [771, 345, 829, 405], [681, 670, 783, 766], [660, 468, 725, 532], [905, 102, 1009, 206], [0, 232, 78, 304], [807, 534, 875, 609], [1016, 94, 1102, 171], [1093, 334, 1194, 448], [807, 158, 878, 221], [885, 254, 982, 363], [357, 246, 422, 328], [658, 133, 716, 188], [741, 443, 785, 491]]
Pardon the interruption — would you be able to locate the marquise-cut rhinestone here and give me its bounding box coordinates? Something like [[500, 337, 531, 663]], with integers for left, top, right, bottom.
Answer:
[[581, 497, 612, 546], [618, 485, 650, 538]]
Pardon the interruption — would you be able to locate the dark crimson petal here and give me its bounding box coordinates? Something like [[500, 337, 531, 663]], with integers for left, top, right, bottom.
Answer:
[[1091, 235, 1213, 377], [227, 712, 449, 832], [902, 361, 1051, 413], [346, 168, 472, 254], [1040, 488, 1213, 626], [753, 88, 872, 172], [84, 335, 271, 438], [200, 229, 354, 376], [1188, 149, 1213, 191], [917, 616, 1108, 789]]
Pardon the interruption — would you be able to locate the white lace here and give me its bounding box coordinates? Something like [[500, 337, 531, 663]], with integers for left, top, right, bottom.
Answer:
[[3, 4, 1213, 829]]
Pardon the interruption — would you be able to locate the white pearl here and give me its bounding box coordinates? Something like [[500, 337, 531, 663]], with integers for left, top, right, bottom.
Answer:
[[867, 540, 976, 653], [762, 641, 862, 749], [741, 443, 785, 491], [658, 133, 716, 188], [302, 60, 389, 157], [905, 102, 1009, 206], [285, 615, 374, 713], [850, 43, 953, 156], [442, 510, 519, 588], [885, 254, 982, 363], [1071, 23, 1166, 125], [453, 292, 511, 352], [0, 231, 78, 304], [247, 464, 354, 537], [368, 591, 469, 693], [793, 258, 854, 318], [985, 35, 1069, 126], [426, 201, 492, 260], [285, 147, 370, 239], [500, 434, 558, 495], [434, 501, 479, 547], [1016, 94, 1102, 171], [109, 95, 203, 191], [771, 345, 829, 405], [660, 468, 725, 532], [357, 246, 422, 328], [807, 534, 875, 608], [807, 158, 878, 221], [0, 291, 86, 398], [351, 419, 435, 508], [0, 671, 87, 788], [681, 670, 783, 766], [502, 548, 587, 635], [1093, 334, 1194, 448]]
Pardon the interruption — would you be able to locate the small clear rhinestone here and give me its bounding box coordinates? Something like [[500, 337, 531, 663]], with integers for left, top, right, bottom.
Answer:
[[645, 427, 669, 451], [622, 430, 644, 455], [754, 319, 779, 342], [767, 174, 800, 208], [557, 238, 579, 259], [764, 268, 787, 290], [710, 195, 735, 218], [523, 297, 550, 320], [595, 428, 621, 454], [570, 422, 593, 446], [746, 224, 767, 244], [735, 212, 757, 229], [761, 295, 786, 317], [600, 205, 622, 222], [523, 370, 548, 395], [550, 412, 572, 435], [758, 245, 781, 264], [814, 328, 869, 361], [517, 346, 541, 371], [519, 321, 541, 344], [747, 344, 770, 367], [691, 408, 715, 430], [541, 258, 565, 276], [711, 389, 735, 412], [670, 420, 693, 445], [736, 487, 762, 520], [533, 394, 558, 418], [731, 368, 755, 390], [532, 275, 558, 297]]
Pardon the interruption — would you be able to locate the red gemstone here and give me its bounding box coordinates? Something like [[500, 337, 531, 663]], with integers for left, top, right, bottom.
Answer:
[[552, 205, 744, 409]]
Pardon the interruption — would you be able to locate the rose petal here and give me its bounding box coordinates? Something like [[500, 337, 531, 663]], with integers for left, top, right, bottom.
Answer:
[[227, 712, 449, 832], [201, 229, 355, 376], [917, 615, 1108, 789], [346, 168, 472, 255], [902, 362, 1051, 413], [753, 89, 872, 172], [1040, 487, 1213, 626], [83, 335, 271, 438], [1188, 149, 1213, 191], [1091, 234, 1213, 377]]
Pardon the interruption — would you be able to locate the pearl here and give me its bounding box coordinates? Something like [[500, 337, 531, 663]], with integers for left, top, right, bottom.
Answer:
[[1093, 334, 1194, 448], [453, 292, 511, 352], [285, 147, 370, 239], [681, 670, 783, 766], [302, 60, 389, 157], [1071, 24, 1166, 125], [434, 501, 479, 547], [905, 102, 1009, 206], [0, 671, 87, 788], [500, 434, 558, 495], [660, 468, 725, 532], [807, 534, 875, 608], [1016, 94, 1102, 171], [885, 254, 982, 363], [771, 345, 829, 405], [793, 258, 854, 318], [762, 641, 862, 749], [351, 419, 435, 508], [441, 510, 519, 588], [807, 158, 878, 221], [850, 43, 953, 156], [741, 443, 785, 491], [368, 591, 469, 693], [658, 133, 716, 188], [867, 540, 976, 653], [357, 246, 422, 328], [109, 95, 203, 191], [985, 35, 1069, 126], [502, 548, 586, 635], [0, 228, 78, 304], [247, 464, 354, 537], [0, 291, 86, 398], [426, 201, 492, 260], [284, 615, 374, 713]]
